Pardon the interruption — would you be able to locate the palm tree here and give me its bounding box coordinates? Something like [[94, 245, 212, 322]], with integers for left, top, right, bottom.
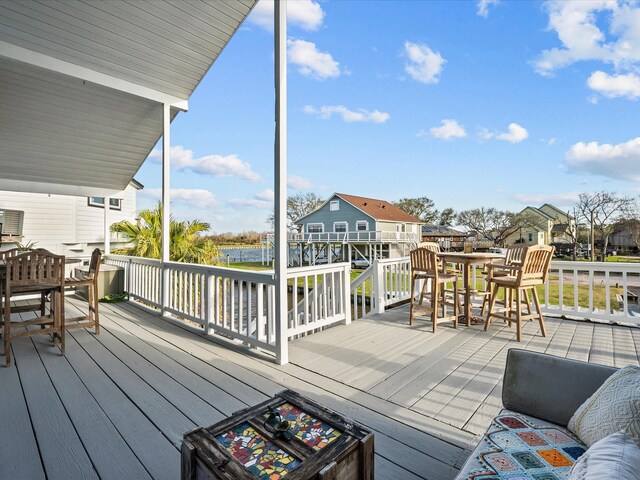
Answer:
[[111, 202, 221, 265]]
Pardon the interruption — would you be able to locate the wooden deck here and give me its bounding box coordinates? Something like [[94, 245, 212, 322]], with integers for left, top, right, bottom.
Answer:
[[2, 299, 638, 480], [289, 305, 640, 437]]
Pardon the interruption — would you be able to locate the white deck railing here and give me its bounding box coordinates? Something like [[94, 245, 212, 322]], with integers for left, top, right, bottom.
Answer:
[[543, 261, 639, 324], [350, 257, 412, 321], [104, 255, 351, 362], [105, 255, 638, 363], [287, 263, 351, 336], [351, 256, 640, 326]]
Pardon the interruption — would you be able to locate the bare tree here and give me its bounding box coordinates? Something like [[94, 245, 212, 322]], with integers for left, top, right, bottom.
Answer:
[[456, 208, 521, 246], [266, 193, 324, 231], [576, 192, 635, 261]]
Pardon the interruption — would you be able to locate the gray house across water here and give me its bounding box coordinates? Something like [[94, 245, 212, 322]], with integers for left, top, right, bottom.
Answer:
[[290, 193, 423, 265]]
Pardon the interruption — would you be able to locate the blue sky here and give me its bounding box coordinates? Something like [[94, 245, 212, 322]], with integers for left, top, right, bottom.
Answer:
[[135, 0, 640, 232]]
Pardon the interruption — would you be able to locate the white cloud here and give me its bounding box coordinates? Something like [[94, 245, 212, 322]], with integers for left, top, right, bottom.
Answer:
[[288, 39, 341, 80], [149, 146, 261, 183], [428, 119, 467, 140], [228, 189, 274, 209], [566, 136, 640, 181], [587, 70, 640, 99], [512, 192, 581, 205], [477, 0, 499, 18], [533, 1, 640, 76], [496, 123, 529, 143], [248, 0, 324, 31], [288, 175, 313, 189], [303, 105, 390, 123], [403, 41, 446, 84], [255, 189, 274, 201], [480, 123, 529, 143], [141, 188, 218, 209]]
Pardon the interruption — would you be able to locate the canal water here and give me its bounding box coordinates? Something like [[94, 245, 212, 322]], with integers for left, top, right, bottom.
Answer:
[[219, 247, 264, 263]]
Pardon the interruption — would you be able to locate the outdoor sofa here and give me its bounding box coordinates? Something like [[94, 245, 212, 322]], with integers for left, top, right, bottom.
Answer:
[[455, 348, 640, 479]]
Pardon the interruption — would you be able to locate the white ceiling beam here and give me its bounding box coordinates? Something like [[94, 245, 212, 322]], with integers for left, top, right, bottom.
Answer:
[[0, 41, 189, 111]]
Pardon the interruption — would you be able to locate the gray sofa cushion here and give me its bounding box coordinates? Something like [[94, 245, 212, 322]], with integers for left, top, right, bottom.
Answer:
[[502, 349, 618, 427]]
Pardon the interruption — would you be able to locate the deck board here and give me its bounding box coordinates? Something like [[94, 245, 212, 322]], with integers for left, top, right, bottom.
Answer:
[[11, 324, 99, 480], [3, 298, 638, 480], [0, 338, 46, 480], [31, 332, 153, 480]]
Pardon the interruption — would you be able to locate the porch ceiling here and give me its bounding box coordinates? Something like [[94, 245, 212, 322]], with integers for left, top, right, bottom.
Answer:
[[0, 0, 256, 196]]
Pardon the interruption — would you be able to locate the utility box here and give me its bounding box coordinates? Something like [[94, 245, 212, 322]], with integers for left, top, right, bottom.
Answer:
[[74, 264, 124, 300]]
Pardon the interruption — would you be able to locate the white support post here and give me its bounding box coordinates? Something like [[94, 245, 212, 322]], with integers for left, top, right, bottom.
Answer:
[[161, 103, 171, 315], [103, 196, 111, 255], [343, 264, 351, 325], [274, 0, 288, 365], [375, 260, 385, 314]]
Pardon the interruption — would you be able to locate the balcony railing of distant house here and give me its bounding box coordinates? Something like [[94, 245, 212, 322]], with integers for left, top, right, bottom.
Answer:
[[264, 231, 421, 245]]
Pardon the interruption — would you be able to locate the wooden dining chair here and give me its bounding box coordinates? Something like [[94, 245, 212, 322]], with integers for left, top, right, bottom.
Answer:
[[0, 248, 50, 319], [65, 248, 102, 334], [409, 247, 458, 332], [484, 245, 555, 342], [2, 250, 65, 367]]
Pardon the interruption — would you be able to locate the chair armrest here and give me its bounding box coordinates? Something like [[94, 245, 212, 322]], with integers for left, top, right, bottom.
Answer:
[[502, 349, 617, 427]]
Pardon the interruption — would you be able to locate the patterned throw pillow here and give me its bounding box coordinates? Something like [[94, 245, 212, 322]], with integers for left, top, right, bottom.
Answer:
[[568, 365, 640, 448], [569, 431, 640, 480]]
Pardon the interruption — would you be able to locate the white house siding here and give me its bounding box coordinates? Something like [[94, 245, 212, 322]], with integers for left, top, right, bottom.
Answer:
[[74, 186, 137, 244], [0, 184, 138, 255]]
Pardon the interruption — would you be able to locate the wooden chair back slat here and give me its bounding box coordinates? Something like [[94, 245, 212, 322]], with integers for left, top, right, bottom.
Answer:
[[518, 245, 554, 282], [417, 242, 441, 253], [88, 248, 102, 278], [411, 247, 440, 277], [504, 245, 527, 265], [5, 250, 65, 290]]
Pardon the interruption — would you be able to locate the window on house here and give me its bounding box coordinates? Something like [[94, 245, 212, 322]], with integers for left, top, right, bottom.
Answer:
[[528, 233, 533, 242], [330, 200, 339, 211], [0, 209, 24, 236], [334, 222, 347, 233], [356, 221, 368, 231], [307, 223, 323, 233], [88, 197, 122, 210]]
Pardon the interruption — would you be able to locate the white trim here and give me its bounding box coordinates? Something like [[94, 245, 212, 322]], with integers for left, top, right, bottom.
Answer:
[[333, 221, 348, 233], [0, 41, 189, 111], [307, 223, 324, 233], [330, 200, 339, 211], [356, 220, 369, 231]]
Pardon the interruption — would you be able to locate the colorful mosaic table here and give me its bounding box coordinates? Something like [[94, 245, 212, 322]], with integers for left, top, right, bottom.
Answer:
[[181, 389, 374, 480]]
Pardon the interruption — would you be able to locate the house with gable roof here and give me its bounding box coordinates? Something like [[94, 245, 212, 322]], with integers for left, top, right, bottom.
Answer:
[[292, 193, 423, 264], [505, 203, 576, 246]]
